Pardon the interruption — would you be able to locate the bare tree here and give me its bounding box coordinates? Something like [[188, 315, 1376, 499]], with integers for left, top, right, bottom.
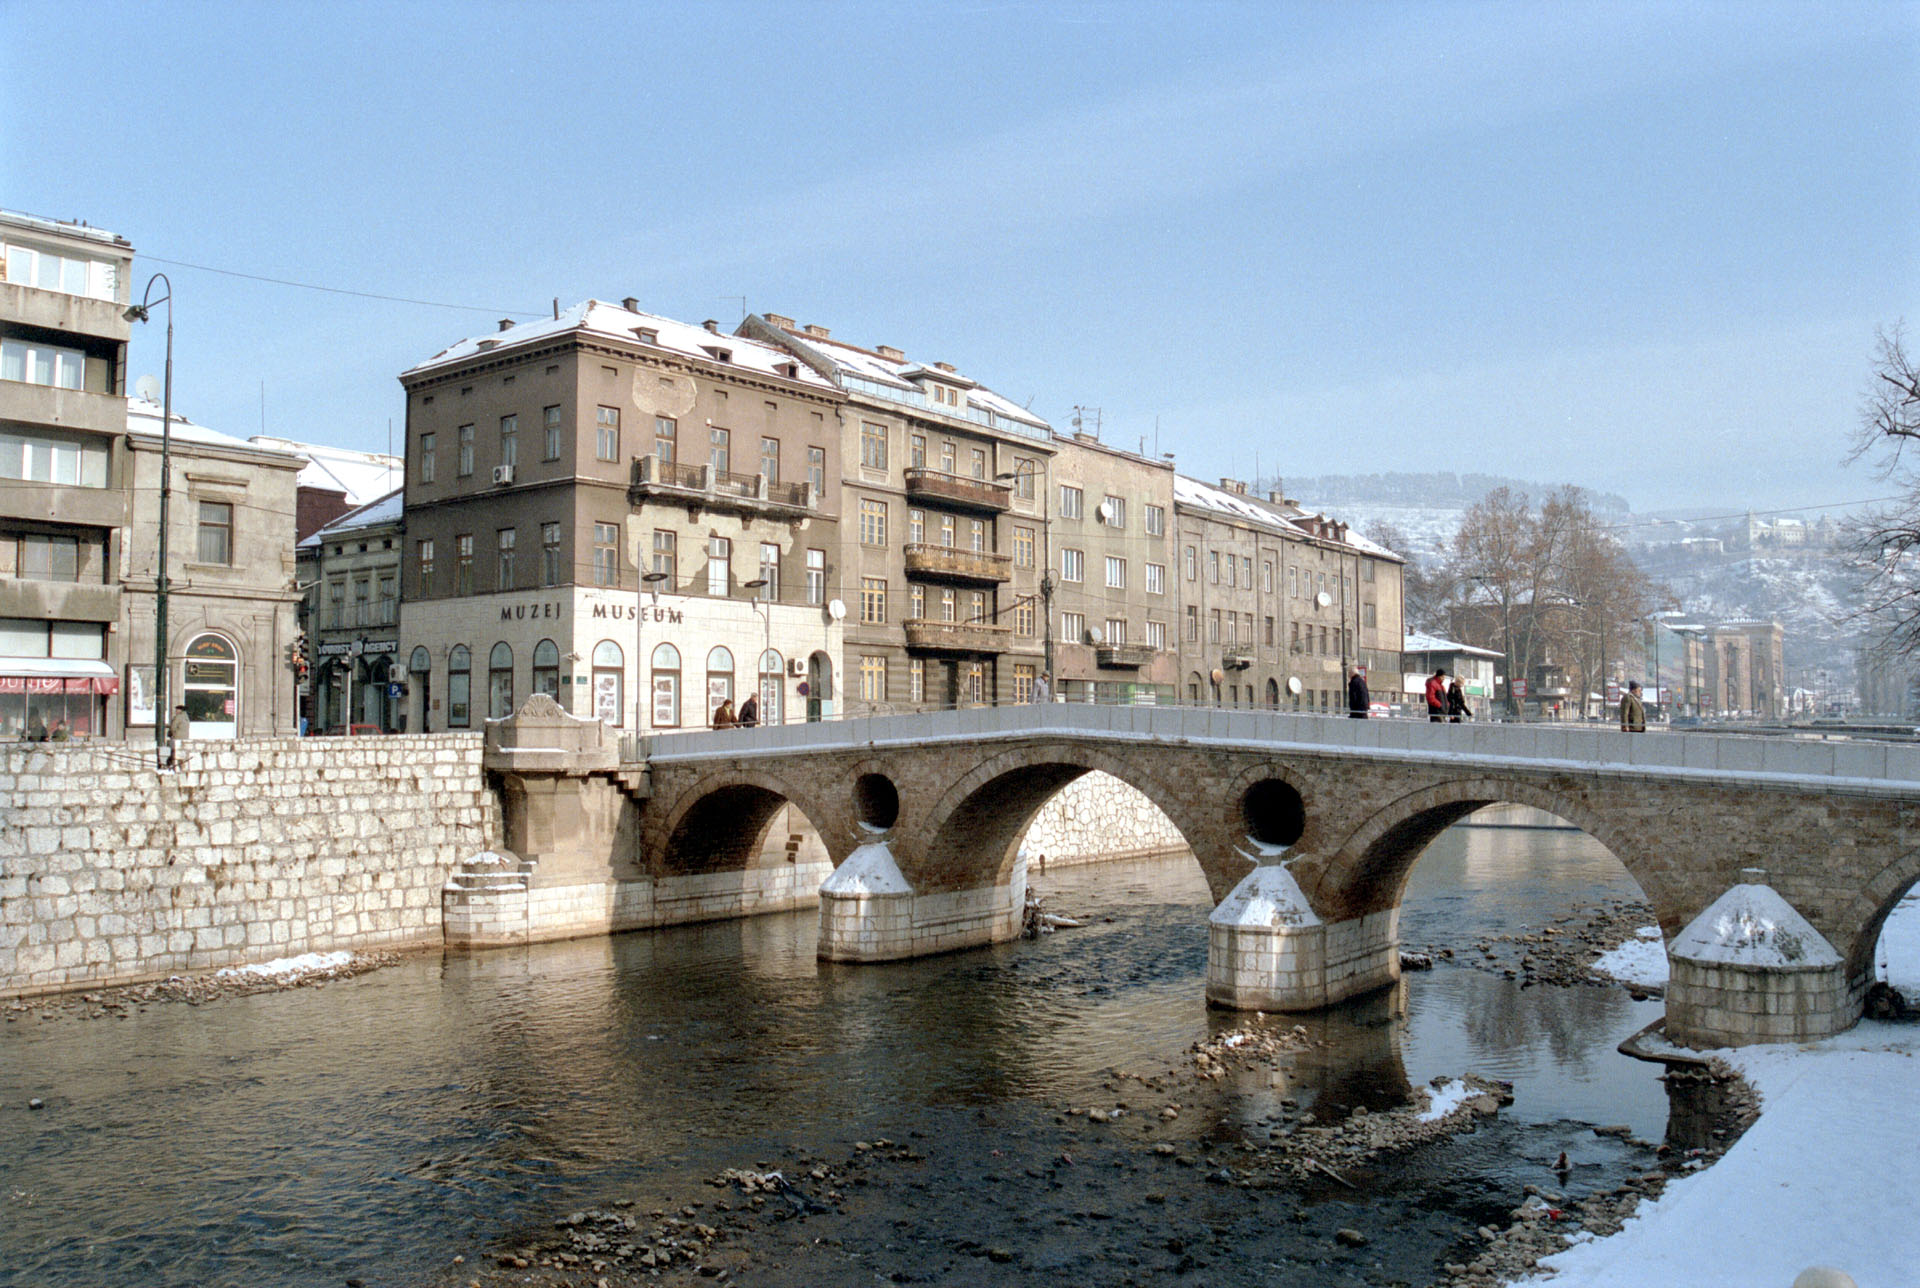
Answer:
[[1365, 520, 1456, 633], [1847, 325, 1920, 655]]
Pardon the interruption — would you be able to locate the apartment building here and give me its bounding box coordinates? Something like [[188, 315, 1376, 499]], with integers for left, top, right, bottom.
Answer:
[[1046, 431, 1178, 701], [298, 488, 402, 732], [399, 301, 846, 732], [0, 211, 134, 739], [739, 315, 1053, 710], [1173, 477, 1404, 712]]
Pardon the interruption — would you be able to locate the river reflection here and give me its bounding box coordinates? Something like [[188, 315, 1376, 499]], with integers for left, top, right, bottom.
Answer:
[[1, 822, 1664, 1288]]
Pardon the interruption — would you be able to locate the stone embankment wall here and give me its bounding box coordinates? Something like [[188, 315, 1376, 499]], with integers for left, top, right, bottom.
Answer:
[[1023, 770, 1189, 867], [0, 736, 494, 997]]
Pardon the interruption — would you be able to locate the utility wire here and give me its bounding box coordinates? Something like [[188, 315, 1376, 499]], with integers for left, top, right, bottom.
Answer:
[[136, 254, 542, 317]]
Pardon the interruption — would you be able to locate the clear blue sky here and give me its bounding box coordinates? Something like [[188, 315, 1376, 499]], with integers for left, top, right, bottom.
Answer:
[[5, 0, 1916, 513]]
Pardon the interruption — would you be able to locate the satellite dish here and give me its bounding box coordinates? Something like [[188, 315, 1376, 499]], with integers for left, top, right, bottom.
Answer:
[[1210, 668, 1225, 686], [1093, 501, 1111, 524], [135, 374, 162, 402], [1287, 676, 1303, 695], [1086, 626, 1104, 645], [826, 598, 847, 622], [1316, 591, 1333, 608]]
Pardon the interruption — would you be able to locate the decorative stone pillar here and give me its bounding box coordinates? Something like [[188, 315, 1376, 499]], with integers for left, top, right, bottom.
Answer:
[[818, 839, 1027, 962], [1665, 869, 1853, 1048], [1206, 859, 1398, 1011]]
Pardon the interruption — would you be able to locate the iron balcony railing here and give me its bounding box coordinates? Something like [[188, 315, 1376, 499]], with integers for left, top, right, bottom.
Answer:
[[629, 455, 813, 516], [902, 543, 1012, 584]]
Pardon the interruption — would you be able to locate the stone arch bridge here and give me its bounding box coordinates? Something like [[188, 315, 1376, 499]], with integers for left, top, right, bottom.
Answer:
[[500, 701, 1920, 1048]]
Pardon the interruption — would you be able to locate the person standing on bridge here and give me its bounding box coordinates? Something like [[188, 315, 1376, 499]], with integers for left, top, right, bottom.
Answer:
[[1425, 668, 1448, 722], [1447, 675, 1470, 723], [1620, 680, 1646, 733], [1346, 665, 1369, 718], [736, 693, 759, 728], [712, 697, 736, 730]]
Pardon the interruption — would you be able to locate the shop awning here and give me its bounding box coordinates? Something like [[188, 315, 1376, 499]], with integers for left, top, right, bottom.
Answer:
[[0, 659, 119, 695]]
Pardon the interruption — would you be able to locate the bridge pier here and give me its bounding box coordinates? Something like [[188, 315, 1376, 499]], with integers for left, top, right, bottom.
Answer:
[[1206, 860, 1398, 1011], [819, 838, 1026, 962]]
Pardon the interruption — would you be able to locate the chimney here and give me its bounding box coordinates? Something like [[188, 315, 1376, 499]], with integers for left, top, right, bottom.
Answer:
[[497, 318, 513, 332], [621, 296, 638, 311], [703, 319, 720, 334], [876, 345, 905, 361], [1220, 478, 1245, 495], [934, 361, 956, 373], [764, 313, 795, 330], [803, 323, 830, 339]]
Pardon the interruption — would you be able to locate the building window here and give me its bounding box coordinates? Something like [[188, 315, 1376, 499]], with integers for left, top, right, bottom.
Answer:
[[860, 577, 887, 624], [328, 580, 345, 628], [15, 533, 79, 581], [861, 421, 887, 470], [419, 432, 436, 482], [654, 416, 677, 464], [970, 447, 987, 479], [543, 405, 562, 460], [909, 658, 925, 703], [709, 425, 730, 474], [541, 522, 561, 586], [1290, 566, 1299, 597], [458, 424, 475, 475], [496, 528, 516, 587], [1014, 599, 1035, 637], [651, 642, 681, 728], [1243, 556, 1253, 587], [1226, 555, 1237, 588], [533, 639, 560, 699], [807, 445, 825, 498], [0, 428, 108, 488], [447, 645, 471, 727], [910, 584, 926, 618], [1145, 504, 1164, 536], [196, 501, 232, 565], [1186, 605, 1198, 641], [1013, 525, 1034, 568], [1224, 613, 1236, 647], [1013, 663, 1035, 703], [705, 646, 734, 724], [968, 590, 986, 622], [1105, 555, 1125, 589], [1209, 609, 1221, 644], [1364, 560, 1376, 582], [1062, 610, 1085, 643], [1060, 485, 1083, 520], [1145, 562, 1165, 595], [859, 498, 887, 547], [499, 415, 517, 469], [591, 639, 623, 726], [592, 523, 618, 586], [1208, 551, 1220, 584], [806, 548, 825, 605], [707, 535, 731, 596], [1103, 495, 1126, 528], [909, 434, 926, 469], [859, 655, 887, 703], [1264, 615, 1275, 646], [0, 338, 85, 390], [758, 543, 779, 599], [1146, 619, 1167, 651], [417, 539, 434, 589], [353, 577, 370, 627], [1011, 457, 1036, 500], [757, 648, 783, 726], [2, 245, 116, 301], [969, 518, 987, 553], [908, 508, 926, 544], [940, 440, 956, 474], [1185, 546, 1197, 580], [596, 406, 619, 461], [938, 512, 955, 548], [1061, 548, 1083, 583], [486, 643, 515, 719], [939, 587, 956, 621], [1363, 601, 1377, 627], [455, 534, 475, 594], [652, 529, 676, 584], [1105, 618, 1126, 646], [761, 436, 780, 484]]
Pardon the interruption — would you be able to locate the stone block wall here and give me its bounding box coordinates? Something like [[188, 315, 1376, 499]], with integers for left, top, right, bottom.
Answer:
[[1666, 958, 1860, 1048], [1023, 770, 1190, 867], [0, 736, 494, 996]]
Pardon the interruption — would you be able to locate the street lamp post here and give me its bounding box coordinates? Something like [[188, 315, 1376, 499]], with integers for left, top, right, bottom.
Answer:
[[742, 578, 773, 722], [125, 276, 173, 768], [633, 569, 668, 737]]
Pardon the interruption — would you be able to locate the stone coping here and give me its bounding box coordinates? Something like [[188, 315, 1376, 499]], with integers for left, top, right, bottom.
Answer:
[[636, 705, 1920, 793]]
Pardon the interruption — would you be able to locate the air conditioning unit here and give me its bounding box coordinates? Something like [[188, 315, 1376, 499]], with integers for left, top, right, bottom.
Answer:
[[786, 657, 807, 677], [491, 464, 515, 485]]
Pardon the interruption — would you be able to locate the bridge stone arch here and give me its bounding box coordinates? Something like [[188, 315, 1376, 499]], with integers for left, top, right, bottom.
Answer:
[[1842, 842, 1920, 983], [650, 766, 843, 876]]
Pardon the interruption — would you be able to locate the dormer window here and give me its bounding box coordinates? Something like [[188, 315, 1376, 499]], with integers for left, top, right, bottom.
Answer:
[[701, 345, 734, 363], [927, 384, 962, 408], [634, 327, 659, 345], [776, 361, 799, 379]]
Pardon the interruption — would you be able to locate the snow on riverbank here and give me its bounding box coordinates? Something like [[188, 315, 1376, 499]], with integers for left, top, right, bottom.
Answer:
[[1590, 927, 1668, 990], [215, 951, 355, 980]]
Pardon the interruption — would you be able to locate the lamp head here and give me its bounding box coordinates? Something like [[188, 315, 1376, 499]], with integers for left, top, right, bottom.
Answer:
[[123, 303, 150, 323]]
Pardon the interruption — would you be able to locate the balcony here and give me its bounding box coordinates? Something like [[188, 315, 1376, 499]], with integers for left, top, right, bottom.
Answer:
[[903, 467, 1011, 515], [902, 543, 1011, 584], [1095, 643, 1156, 669], [629, 455, 812, 520], [1221, 652, 1255, 672], [903, 617, 1012, 655]]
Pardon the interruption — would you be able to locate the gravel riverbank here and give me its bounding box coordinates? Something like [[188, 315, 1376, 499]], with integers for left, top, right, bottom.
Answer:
[[3, 950, 399, 1025]]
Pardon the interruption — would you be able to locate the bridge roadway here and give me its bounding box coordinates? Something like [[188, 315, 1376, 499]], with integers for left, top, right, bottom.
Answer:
[[630, 704, 1920, 1047]]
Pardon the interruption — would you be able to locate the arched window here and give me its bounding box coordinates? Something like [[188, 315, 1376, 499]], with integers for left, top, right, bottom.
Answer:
[[532, 639, 560, 699], [651, 642, 681, 728], [447, 645, 471, 727], [758, 648, 783, 726], [182, 633, 239, 738], [408, 646, 432, 734], [592, 639, 623, 727], [1265, 677, 1280, 708], [488, 642, 514, 719], [706, 645, 734, 724], [408, 646, 431, 674], [1187, 671, 1203, 703]]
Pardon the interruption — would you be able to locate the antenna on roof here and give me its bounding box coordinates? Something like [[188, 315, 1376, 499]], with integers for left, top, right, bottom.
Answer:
[[553, 298, 559, 320], [723, 295, 747, 323]]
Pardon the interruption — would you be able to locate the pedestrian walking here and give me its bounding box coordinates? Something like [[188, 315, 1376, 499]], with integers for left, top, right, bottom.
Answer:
[[1425, 668, 1448, 722], [736, 694, 759, 728], [712, 698, 736, 729], [1032, 672, 1051, 704], [1346, 665, 1369, 718], [1619, 680, 1646, 733], [1447, 676, 1470, 723], [168, 704, 191, 763]]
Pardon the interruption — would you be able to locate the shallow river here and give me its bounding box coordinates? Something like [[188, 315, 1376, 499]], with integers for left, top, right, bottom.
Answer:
[[1, 822, 1671, 1287]]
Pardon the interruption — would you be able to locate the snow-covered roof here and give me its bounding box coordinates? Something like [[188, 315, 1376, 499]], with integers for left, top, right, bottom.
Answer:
[[404, 300, 838, 392], [1403, 631, 1503, 660], [1175, 475, 1406, 562], [126, 398, 303, 463], [250, 436, 402, 506], [752, 320, 1050, 433], [298, 487, 403, 549]]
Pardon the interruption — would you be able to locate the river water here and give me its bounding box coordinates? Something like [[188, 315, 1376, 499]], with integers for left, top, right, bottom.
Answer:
[[1, 821, 1671, 1287]]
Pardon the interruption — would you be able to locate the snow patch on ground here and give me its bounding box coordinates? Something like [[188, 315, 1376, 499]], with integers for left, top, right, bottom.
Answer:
[[215, 951, 355, 980], [1878, 891, 1920, 996], [1418, 1078, 1473, 1123], [1590, 938, 1670, 989]]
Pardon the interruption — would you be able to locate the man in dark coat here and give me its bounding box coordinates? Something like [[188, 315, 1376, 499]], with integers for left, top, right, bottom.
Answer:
[[737, 693, 760, 728], [1346, 665, 1369, 718], [1447, 676, 1470, 723], [1619, 681, 1646, 732]]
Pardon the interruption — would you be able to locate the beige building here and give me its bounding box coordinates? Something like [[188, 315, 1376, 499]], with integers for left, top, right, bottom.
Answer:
[[1173, 477, 1404, 712], [400, 301, 847, 732], [739, 315, 1054, 710], [0, 210, 135, 740], [1046, 430, 1179, 701]]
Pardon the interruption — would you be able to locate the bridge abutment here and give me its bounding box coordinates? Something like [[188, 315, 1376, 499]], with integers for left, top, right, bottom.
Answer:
[[1206, 861, 1398, 1011], [819, 839, 1026, 961], [1664, 873, 1858, 1047]]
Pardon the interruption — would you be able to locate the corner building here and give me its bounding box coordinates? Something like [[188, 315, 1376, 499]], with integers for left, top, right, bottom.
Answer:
[[400, 302, 846, 732]]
